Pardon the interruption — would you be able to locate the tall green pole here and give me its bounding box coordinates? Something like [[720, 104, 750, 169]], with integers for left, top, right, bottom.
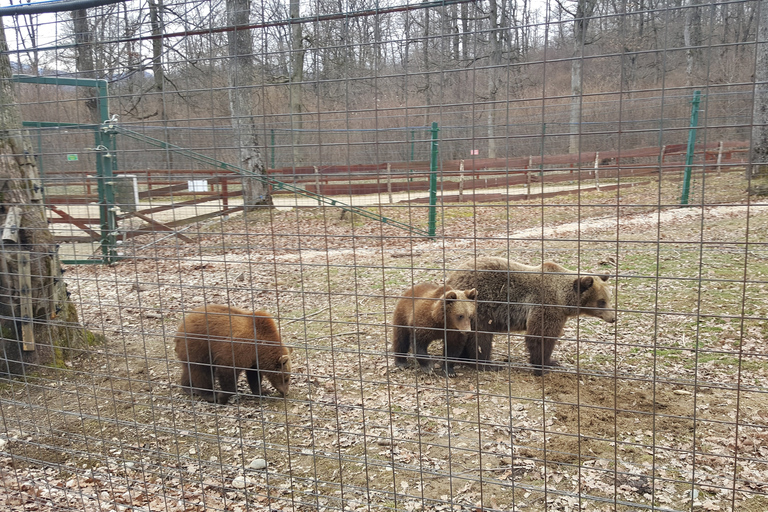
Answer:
[[409, 129, 415, 181], [681, 90, 702, 206], [97, 87, 118, 263], [539, 123, 546, 180], [271, 129, 276, 170], [428, 122, 439, 238]]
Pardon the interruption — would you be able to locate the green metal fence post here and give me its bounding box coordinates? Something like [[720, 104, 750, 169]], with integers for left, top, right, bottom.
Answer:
[[428, 122, 439, 238], [97, 118, 118, 263], [409, 129, 415, 182], [539, 123, 546, 179], [271, 129, 276, 170], [681, 90, 702, 206]]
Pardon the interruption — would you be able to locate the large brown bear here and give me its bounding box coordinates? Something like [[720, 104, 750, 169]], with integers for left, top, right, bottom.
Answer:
[[446, 257, 616, 375], [391, 283, 477, 377], [174, 304, 292, 404]]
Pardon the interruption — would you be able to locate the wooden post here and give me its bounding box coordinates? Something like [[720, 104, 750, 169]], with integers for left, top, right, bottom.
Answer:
[[314, 166, 321, 205], [221, 177, 229, 208], [18, 251, 35, 352], [387, 163, 393, 203], [716, 141, 724, 176], [594, 152, 601, 191], [526, 171, 531, 199], [2, 205, 21, 243], [458, 159, 465, 202]]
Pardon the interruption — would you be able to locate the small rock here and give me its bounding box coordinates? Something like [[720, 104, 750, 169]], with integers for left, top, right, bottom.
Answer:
[[232, 475, 256, 489], [249, 458, 267, 470]]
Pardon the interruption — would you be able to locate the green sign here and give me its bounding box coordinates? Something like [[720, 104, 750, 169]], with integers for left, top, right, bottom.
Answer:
[[67, 154, 78, 161]]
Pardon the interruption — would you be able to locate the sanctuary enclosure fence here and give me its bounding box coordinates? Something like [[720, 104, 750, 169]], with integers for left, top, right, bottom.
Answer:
[[1, 0, 768, 511]]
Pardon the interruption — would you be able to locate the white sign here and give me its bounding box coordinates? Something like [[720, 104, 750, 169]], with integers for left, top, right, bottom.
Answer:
[[188, 180, 209, 192]]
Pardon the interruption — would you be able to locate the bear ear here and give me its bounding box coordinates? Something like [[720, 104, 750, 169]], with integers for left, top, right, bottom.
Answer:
[[599, 274, 610, 282], [574, 276, 594, 293], [444, 290, 458, 301], [465, 288, 478, 300], [278, 354, 291, 367]]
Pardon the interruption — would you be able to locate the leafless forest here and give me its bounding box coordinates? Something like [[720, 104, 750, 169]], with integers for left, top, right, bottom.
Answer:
[[8, 0, 766, 164]]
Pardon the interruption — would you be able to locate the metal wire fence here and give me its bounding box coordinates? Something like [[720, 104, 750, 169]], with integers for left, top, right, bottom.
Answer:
[[1, 0, 768, 511]]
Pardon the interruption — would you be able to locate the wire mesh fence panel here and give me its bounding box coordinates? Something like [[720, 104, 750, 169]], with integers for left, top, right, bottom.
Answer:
[[1, 0, 767, 511]]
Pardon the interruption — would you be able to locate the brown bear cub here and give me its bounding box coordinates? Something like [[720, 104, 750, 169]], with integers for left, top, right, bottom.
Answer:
[[174, 304, 292, 404], [447, 257, 616, 375], [391, 283, 477, 377]]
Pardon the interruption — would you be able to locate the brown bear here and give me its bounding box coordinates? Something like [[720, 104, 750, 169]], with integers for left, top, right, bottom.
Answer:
[[446, 257, 616, 375], [174, 304, 292, 404], [391, 283, 477, 377]]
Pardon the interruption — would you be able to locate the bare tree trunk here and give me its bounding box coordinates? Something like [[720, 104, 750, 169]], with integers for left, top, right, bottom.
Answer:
[[148, 0, 174, 168], [748, 0, 768, 184], [423, 2, 432, 118], [461, 2, 469, 60], [148, 0, 166, 123], [569, 0, 598, 154], [487, 0, 504, 159], [71, 9, 99, 123], [684, 0, 694, 86], [289, 0, 305, 166], [0, 18, 90, 376], [226, 0, 271, 207]]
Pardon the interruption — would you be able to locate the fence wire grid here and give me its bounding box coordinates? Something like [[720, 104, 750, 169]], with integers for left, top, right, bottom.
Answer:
[[1, 0, 768, 511]]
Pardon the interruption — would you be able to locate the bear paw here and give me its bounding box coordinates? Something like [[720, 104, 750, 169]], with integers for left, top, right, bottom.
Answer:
[[532, 360, 561, 376]]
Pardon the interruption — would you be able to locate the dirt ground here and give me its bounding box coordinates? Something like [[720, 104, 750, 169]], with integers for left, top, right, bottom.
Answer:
[[2, 174, 768, 512]]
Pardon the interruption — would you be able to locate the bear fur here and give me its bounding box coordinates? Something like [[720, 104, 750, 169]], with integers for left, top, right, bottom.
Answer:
[[174, 304, 292, 404], [446, 257, 616, 375], [391, 283, 477, 377]]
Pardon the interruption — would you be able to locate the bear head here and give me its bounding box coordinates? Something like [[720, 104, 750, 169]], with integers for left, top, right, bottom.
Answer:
[[265, 346, 293, 396], [437, 288, 478, 334], [573, 274, 616, 323]]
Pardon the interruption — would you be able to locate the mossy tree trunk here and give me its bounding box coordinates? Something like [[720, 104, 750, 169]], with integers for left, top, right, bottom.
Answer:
[[0, 18, 90, 376]]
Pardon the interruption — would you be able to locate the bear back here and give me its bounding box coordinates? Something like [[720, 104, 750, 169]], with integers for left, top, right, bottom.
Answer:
[[174, 305, 289, 371], [448, 257, 615, 327]]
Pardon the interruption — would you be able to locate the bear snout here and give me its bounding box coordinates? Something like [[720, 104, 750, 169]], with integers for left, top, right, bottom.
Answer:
[[602, 311, 617, 323], [273, 380, 290, 397], [456, 319, 474, 334]]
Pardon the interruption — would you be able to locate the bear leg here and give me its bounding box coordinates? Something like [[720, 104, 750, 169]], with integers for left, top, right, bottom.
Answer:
[[525, 311, 564, 376], [526, 334, 559, 376], [187, 363, 217, 402], [460, 331, 502, 371], [413, 335, 434, 373], [213, 366, 239, 405], [392, 326, 412, 368], [179, 363, 192, 395], [246, 368, 263, 395], [443, 331, 467, 377]]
